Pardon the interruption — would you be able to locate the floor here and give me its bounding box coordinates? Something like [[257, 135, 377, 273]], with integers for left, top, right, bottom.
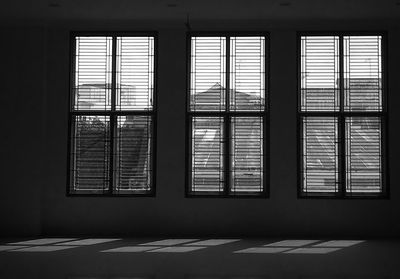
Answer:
[[0, 237, 399, 278]]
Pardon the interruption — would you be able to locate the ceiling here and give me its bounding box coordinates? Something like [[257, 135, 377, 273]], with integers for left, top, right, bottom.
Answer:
[[1, 0, 399, 21]]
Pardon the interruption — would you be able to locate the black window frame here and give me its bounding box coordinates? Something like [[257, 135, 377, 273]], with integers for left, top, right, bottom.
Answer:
[[186, 31, 270, 198], [297, 31, 389, 199], [67, 31, 158, 197]]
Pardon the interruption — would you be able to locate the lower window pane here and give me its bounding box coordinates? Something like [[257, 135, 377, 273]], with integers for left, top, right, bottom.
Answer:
[[230, 117, 264, 193], [191, 117, 225, 193], [345, 117, 383, 194], [115, 115, 153, 194], [70, 115, 110, 193], [301, 117, 339, 194]]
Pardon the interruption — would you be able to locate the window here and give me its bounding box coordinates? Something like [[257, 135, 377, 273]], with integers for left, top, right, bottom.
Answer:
[[68, 33, 156, 195], [299, 33, 387, 197], [187, 33, 268, 197]]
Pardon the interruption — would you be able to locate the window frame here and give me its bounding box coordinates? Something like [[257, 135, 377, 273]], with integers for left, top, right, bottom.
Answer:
[[67, 31, 158, 197], [297, 31, 389, 199], [185, 31, 270, 198]]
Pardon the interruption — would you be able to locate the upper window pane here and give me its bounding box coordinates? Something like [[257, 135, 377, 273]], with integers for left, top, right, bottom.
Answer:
[[73, 37, 113, 111], [116, 37, 155, 111], [190, 37, 226, 112], [343, 36, 383, 112], [300, 36, 340, 112], [230, 37, 265, 111]]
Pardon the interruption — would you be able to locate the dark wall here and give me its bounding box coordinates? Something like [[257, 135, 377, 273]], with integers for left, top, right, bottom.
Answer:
[[0, 27, 45, 235], [1, 19, 399, 237]]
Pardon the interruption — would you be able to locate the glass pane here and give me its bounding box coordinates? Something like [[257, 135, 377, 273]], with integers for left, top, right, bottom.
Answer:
[[344, 36, 383, 111], [301, 117, 339, 194], [116, 37, 155, 111], [70, 115, 110, 193], [230, 117, 263, 193], [115, 116, 152, 193], [191, 117, 225, 192], [190, 37, 226, 112], [230, 36, 265, 111], [345, 117, 383, 193], [300, 36, 340, 112], [73, 37, 112, 110]]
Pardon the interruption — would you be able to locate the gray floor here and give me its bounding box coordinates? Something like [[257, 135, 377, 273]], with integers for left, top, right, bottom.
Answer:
[[0, 237, 398, 278]]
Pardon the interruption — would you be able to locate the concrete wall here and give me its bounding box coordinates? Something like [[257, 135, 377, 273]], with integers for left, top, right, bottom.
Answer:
[[1, 19, 399, 237]]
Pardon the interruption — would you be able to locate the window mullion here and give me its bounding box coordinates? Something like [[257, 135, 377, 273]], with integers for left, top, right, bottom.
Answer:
[[224, 36, 231, 195], [109, 36, 117, 194], [224, 115, 231, 195], [338, 35, 346, 197]]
